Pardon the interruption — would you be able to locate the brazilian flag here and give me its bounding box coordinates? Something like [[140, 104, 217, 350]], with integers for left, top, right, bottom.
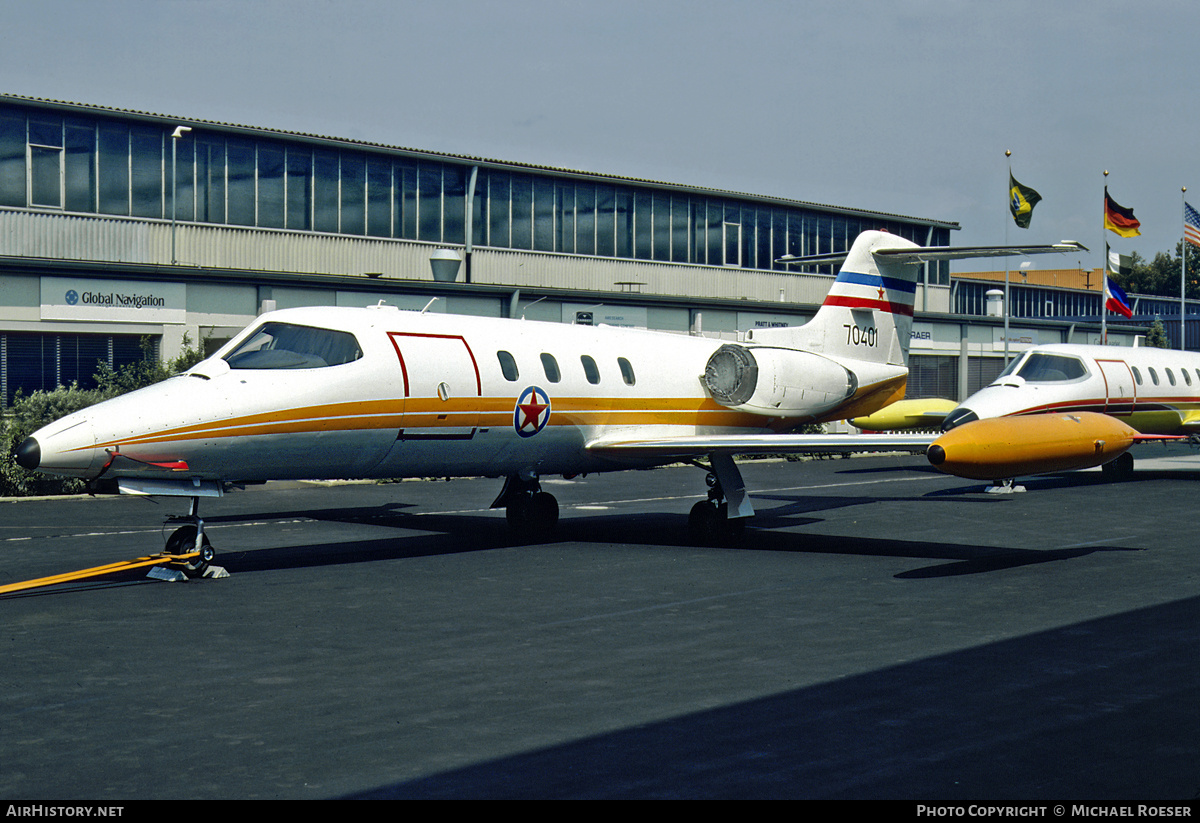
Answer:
[[1009, 173, 1042, 229]]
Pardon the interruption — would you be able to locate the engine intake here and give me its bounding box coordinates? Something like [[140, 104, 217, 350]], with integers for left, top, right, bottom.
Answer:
[[703, 344, 856, 418], [704, 345, 759, 406]]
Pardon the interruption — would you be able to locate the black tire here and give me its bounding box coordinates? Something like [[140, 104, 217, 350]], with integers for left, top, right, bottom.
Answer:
[[688, 500, 718, 544], [507, 492, 559, 540], [689, 500, 745, 545], [1101, 451, 1135, 481], [166, 524, 214, 576]]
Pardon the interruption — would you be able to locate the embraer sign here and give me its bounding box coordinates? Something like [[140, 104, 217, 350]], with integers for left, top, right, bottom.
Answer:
[[42, 277, 185, 323]]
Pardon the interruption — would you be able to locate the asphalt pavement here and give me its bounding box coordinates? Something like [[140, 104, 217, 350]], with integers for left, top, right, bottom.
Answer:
[[2, 448, 1198, 800]]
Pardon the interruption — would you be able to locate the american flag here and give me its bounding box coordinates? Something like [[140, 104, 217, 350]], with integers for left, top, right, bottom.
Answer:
[[1186, 201, 1200, 248]]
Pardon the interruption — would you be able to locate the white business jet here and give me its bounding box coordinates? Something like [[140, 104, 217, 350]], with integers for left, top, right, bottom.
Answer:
[[939, 342, 1200, 478], [14, 230, 1083, 569]]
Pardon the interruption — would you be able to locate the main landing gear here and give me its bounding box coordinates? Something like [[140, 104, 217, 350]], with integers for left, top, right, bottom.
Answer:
[[493, 454, 753, 545], [688, 453, 753, 545], [492, 473, 559, 540]]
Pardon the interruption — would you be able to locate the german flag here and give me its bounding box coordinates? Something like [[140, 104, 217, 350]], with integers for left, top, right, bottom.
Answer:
[[1104, 188, 1141, 237]]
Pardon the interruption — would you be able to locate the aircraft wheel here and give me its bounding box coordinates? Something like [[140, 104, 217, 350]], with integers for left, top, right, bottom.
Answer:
[[1101, 451, 1135, 481], [506, 492, 559, 540], [166, 524, 215, 577], [688, 500, 717, 543], [529, 492, 559, 531], [689, 500, 745, 545]]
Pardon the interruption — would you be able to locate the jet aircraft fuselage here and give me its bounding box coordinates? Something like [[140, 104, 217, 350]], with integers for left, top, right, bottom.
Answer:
[[943, 343, 1200, 436], [18, 304, 896, 487]]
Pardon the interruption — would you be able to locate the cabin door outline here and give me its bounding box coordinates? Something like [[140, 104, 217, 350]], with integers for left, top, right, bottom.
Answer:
[[1096, 358, 1136, 416], [386, 332, 482, 440]]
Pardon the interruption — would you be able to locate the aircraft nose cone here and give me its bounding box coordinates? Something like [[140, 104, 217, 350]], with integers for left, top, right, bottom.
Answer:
[[941, 407, 979, 432], [14, 436, 40, 470], [927, 443, 946, 466]]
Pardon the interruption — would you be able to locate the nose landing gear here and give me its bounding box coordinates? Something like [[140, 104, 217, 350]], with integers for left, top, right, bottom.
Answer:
[[164, 496, 221, 578]]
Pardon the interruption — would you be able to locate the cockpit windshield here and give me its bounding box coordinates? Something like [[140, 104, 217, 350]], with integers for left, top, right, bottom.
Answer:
[[1012, 352, 1087, 382], [224, 322, 363, 370], [998, 355, 1023, 379]]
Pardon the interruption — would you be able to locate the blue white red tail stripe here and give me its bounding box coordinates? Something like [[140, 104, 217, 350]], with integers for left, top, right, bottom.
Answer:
[[823, 269, 917, 316]]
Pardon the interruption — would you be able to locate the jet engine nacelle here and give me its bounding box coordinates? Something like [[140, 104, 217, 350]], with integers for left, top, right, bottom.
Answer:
[[703, 344, 857, 418]]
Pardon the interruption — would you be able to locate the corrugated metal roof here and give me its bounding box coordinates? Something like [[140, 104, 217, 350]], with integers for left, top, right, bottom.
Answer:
[[1, 93, 959, 231], [954, 268, 1103, 292]]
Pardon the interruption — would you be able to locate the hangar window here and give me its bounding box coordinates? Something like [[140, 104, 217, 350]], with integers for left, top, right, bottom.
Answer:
[[618, 357, 636, 386], [224, 322, 362, 369], [540, 353, 561, 383], [497, 350, 519, 381], [580, 355, 601, 385], [1015, 353, 1087, 382]]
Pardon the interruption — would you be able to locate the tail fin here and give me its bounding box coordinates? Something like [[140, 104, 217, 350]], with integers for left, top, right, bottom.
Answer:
[[811, 230, 920, 366], [751, 230, 920, 367], [755, 230, 1088, 367]]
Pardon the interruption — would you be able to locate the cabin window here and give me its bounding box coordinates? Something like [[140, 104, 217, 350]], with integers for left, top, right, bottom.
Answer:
[[1015, 353, 1087, 382], [618, 357, 636, 386], [540, 353, 561, 383], [224, 322, 362, 369], [1132, 367, 1143, 385], [497, 350, 519, 381], [580, 354, 601, 384], [1184, 369, 1192, 387], [1149, 367, 1160, 386], [1167, 368, 1176, 386]]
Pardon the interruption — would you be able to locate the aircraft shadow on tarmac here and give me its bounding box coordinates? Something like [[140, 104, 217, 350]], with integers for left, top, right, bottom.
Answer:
[[194, 492, 1141, 582], [1, 469, 1155, 598], [340, 595, 1200, 800]]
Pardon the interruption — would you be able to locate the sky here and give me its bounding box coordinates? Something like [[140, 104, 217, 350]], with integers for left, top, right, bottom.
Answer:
[[2, 0, 1198, 274]]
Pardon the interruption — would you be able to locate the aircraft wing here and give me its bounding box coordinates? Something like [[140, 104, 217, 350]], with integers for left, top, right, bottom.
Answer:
[[777, 241, 1088, 269], [586, 432, 935, 458]]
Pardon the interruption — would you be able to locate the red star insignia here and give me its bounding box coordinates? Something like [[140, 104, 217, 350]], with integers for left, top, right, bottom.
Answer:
[[518, 399, 548, 430]]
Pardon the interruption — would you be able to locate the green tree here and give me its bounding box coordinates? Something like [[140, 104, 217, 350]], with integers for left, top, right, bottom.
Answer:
[[1117, 242, 1200, 300], [1146, 317, 1171, 348]]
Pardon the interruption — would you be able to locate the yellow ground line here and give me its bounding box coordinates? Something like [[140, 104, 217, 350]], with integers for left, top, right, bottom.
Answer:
[[0, 550, 202, 595]]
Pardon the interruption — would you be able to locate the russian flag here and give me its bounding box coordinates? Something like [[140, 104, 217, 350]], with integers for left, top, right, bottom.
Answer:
[[1105, 275, 1133, 318]]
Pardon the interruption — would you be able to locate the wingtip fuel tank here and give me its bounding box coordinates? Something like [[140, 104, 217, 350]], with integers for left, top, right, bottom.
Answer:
[[926, 412, 1138, 481], [849, 397, 958, 431]]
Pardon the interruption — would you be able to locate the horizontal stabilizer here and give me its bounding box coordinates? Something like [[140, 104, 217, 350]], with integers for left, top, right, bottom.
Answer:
[[778, 240, 1088, 269]]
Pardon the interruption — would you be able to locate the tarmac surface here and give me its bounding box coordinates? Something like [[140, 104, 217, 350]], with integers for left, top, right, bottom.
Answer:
[[1, 446, 1199, 800]]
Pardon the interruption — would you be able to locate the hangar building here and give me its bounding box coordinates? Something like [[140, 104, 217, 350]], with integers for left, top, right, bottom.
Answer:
[[0, 94, 1115, 409]]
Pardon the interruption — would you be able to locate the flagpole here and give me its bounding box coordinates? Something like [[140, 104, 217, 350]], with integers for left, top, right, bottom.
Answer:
[[1183, 187, 1188, 351], [1102, 171, 1108, 345], [1004, 151, 1011, 364]]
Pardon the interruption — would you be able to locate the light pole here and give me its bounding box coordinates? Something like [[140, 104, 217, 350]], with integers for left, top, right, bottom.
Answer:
[[170, 126, 192, 265]]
